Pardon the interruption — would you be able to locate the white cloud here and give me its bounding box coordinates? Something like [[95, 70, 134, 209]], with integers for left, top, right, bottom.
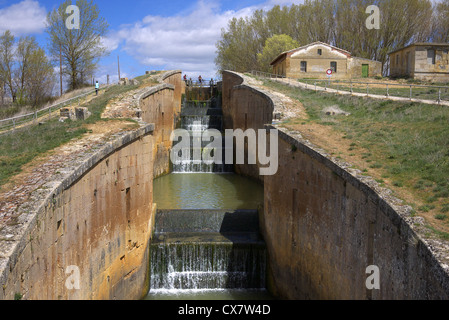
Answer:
[[0, 0, 47, 35], [105, 0, 256, 78]]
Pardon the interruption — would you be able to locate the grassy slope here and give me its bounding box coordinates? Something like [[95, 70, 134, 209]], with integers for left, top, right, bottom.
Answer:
[[0, 83, 140, 187], [261, 79, 449, 239]]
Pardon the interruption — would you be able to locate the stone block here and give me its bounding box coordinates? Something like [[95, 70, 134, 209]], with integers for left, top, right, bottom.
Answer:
[[75, 107, 92, 121]]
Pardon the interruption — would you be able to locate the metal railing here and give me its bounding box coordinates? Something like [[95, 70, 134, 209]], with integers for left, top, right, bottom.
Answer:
[[0, 84, 110, 134], [250, 70, 449, 104], [184, 79, 217, 87]]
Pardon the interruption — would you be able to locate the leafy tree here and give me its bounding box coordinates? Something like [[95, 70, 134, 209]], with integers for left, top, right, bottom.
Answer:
[[46, 0, 108, 90], [26, 48, 55, 106], [257, 35, 299, 72], [215, 0, 437, 76], [0, 30, 54, 106]]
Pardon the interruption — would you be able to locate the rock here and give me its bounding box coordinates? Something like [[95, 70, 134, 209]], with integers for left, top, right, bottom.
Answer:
[[75, 107, 91, 121], [322, 105, 351, 116]]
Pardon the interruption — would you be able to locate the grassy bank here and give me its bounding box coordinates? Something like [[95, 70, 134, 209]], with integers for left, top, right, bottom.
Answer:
[[0, 84, 139, 187], [261, 78, 449, 238]]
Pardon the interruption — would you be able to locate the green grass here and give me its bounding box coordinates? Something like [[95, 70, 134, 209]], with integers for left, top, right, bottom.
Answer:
[[0, 84, 139, 187], [261, 78, 449, 226]]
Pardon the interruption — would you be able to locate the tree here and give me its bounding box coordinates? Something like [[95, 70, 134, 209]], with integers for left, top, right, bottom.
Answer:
[[15, 36, 39, 104], [25, 48, 55, 106], [432, 0, 449, 42], [46, 0, 108, 91], [215, 0, 437, 76], [257, 35, 299, 72], [0, 30, 16, 102], [0, 30, 54, 107]]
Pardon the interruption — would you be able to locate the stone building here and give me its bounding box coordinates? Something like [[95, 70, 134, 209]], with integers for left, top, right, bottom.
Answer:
[[389, 43, 449, 82], [270, 41, 382, 80]]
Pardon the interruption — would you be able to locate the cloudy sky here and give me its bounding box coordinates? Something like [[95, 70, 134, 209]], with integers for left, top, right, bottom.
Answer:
[[0, 0, 306, 86]]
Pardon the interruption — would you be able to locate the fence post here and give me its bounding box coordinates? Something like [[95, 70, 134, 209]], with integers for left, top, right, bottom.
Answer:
[[410, 85, 412, 100], [13, 118, 15, 130], [350, 81, 353, 94], [438, 88, 441, 104], [366, 83, 369, 96], [34, 111, 37, 124], [386, 84, 389, 97], [49, 106, 51, 120], [315, 82, 317, 92]]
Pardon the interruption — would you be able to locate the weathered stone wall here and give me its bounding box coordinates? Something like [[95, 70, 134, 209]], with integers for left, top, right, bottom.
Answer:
[[139, 84, 176, 178], [222, 71, 274, 182], [272, 43, 382, 79], [0, 71, 182, 300], [0, 126, 156, 300], [348, 57, 383, 78], [161, 70, 182, 115], [390, 45, 449, 81], [222, 70, 449, 300]]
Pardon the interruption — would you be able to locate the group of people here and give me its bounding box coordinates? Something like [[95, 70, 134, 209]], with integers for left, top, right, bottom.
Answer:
[[183, 74, 214, 86]]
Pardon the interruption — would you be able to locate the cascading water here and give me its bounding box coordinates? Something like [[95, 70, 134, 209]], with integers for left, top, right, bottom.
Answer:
[[147, 87, 270, 300], [149, 210, 266, 292], [172, 97, 233, 173]]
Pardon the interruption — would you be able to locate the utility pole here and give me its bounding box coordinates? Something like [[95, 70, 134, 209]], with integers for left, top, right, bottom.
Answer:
[[60, 44, 63, 96], [107, 74, 110, 85], [117, 55, 121, 83]]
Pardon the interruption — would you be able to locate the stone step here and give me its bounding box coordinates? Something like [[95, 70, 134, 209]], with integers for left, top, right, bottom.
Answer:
[[154, 209, 261, 234]]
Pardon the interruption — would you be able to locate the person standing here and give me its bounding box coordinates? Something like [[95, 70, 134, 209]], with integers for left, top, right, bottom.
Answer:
[[95, 80, 99, 95]]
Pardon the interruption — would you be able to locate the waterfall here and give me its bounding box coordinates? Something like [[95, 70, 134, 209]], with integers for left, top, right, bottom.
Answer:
[[149, 210, 267, 293], [172, 97, 233, 173]]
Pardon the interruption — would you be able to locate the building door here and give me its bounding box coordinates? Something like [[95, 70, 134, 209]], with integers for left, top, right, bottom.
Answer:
[[362, 64, 369, 78]]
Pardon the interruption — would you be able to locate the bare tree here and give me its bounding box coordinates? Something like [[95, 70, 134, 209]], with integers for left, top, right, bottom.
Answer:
[[0, 30, 16, 102], [46, 0, 108, 91], [15, 36, 39, 104]]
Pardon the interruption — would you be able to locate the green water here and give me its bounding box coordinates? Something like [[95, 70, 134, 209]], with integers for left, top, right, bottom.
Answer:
[[149, 173, 271, 300], [153, 173, 264, 210]]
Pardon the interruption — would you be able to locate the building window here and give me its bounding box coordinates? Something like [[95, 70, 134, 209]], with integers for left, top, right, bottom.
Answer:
[[330, 61, 337, 73], [428, 49, 436, 65], [318, 49, 322, 56], [300, 61, 307, 72]]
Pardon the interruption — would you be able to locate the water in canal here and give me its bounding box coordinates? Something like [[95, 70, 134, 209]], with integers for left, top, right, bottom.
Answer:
[[146, 87, 272, 300]]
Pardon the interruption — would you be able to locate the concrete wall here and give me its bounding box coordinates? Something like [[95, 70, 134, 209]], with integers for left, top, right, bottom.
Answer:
[[222, 70, 449, 300]]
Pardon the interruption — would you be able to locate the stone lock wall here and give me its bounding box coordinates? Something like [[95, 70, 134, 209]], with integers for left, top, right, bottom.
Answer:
[[222, 70, 449, 300], [0, 127, 155, 300], [0, 71, 182, 300], [139, 84, 176, 178]]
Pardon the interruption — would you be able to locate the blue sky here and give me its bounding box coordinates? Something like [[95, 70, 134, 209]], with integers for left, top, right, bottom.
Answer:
[[0, 0, 305, 89]]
